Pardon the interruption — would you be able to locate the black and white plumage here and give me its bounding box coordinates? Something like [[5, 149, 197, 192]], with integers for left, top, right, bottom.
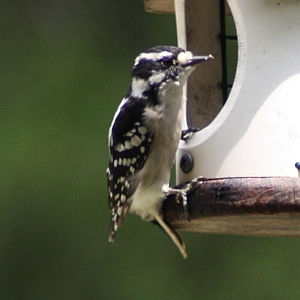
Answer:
[[107, 46, 213, 258]]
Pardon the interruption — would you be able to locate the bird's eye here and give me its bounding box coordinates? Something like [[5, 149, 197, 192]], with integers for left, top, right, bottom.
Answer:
[[161, 59, 176, 68]]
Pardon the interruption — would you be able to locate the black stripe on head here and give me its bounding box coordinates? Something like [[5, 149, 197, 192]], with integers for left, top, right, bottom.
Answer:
[[132, 46, 185, 80]]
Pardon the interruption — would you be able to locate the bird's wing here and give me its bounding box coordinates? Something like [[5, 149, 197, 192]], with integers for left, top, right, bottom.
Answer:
[[107, 97, 153, 241]]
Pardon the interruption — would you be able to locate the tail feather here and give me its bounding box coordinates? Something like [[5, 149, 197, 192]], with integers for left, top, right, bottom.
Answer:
[[153, 212, 187, 259]]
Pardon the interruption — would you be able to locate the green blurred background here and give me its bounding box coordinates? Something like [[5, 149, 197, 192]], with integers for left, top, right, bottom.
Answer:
[[1, 1, 300, 299]]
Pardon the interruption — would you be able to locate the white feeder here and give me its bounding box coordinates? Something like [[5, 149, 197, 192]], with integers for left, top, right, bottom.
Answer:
[[144, 0, 300, 236], [175, 0, 300, 181]]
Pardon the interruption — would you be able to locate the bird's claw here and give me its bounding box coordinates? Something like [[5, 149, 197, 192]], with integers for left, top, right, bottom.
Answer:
[[181, 127, 201, 141], [164, 178, 200, 221]]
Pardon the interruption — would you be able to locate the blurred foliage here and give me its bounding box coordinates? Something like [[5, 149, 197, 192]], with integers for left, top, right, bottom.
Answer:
[[1, 1, 300, 299]]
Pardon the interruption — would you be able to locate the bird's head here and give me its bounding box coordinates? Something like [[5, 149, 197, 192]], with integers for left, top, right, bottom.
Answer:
[[130, 46, 213, 98]]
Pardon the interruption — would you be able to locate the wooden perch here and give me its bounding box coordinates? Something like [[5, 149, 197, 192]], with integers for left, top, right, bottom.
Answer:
[[163, 177, 300, 237]]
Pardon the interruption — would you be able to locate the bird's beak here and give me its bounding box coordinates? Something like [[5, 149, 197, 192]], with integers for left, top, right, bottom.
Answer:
[[184, 54, 214, 67]]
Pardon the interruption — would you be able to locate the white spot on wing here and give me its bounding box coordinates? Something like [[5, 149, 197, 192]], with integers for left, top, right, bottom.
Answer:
[[117, 206, 122, 216], [138, 126, 147, 135], [116, 143, 125, 152], [125, 181, 130, 189], [130, 135, 142, 147], [126, 131, 133, 137], [125, 140, 132, 150]]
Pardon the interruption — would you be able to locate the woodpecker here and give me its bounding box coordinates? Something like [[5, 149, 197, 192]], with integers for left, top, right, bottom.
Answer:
[[107, 46, 213, 258]]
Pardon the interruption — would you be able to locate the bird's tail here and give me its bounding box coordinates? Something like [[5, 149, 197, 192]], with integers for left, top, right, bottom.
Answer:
[[153, 212, 187, 259]]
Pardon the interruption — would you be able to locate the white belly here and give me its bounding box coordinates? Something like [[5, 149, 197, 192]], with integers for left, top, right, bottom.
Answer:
[[129, 78, 187, 220]]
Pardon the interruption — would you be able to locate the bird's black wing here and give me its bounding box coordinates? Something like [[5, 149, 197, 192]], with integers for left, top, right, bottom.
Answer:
[[107, 97, 153, 241]]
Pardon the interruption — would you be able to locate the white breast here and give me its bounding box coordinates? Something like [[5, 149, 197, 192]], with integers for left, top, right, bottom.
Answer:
[[129, 75, 188, 220]]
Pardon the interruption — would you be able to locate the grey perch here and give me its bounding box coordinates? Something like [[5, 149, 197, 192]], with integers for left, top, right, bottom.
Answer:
[[163, 177, 300, 237]]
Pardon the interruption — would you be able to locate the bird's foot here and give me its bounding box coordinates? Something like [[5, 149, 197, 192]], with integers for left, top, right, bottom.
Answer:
[[163, 178, 199, 221]]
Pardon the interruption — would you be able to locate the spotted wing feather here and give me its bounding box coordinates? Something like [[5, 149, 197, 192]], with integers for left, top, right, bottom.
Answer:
[[107, 97, 153, 242]]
